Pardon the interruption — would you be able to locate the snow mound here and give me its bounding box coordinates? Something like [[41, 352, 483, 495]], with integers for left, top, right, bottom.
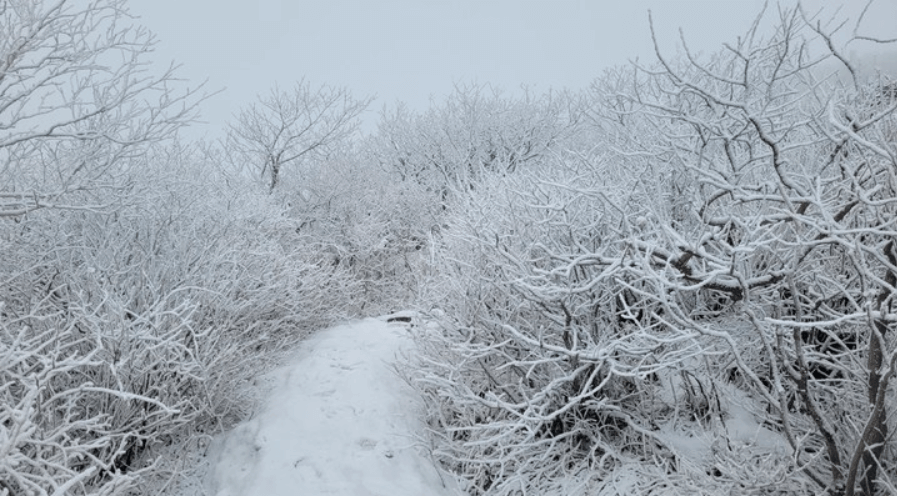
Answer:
[[205, 316, 460, 496]]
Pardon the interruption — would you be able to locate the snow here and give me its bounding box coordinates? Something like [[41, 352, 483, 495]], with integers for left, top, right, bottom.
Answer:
[[204, 315, 461, 496]]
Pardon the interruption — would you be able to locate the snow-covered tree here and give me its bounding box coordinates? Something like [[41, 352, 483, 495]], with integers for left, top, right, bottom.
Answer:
[[410, 4, 897, 495], [0, 3, 363, 492], [275, 141, 442, 313], [1, 138, 361, 494], [0, 0, 199, 217], [373, 83, 581, 198], [225, 80, 370, 191], [615, 7, 897, 493]]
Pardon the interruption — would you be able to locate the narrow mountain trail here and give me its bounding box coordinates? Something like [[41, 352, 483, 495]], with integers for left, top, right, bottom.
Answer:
[[205, 316, 460, 496]]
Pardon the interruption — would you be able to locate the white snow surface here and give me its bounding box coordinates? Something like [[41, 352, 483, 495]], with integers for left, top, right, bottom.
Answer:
[[205, 315, 460, 496]]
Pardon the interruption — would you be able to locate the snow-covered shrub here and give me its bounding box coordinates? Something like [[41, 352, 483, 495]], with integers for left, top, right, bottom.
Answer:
[[0, 0, 198, 219], [410, 6, 897, 496], [410, 155, 745, 495], [270, 142, 443, 314], [0, 316, 142, 495], [0, 143, 356, 494], [373, 83, 582, 199], [314, 84, 587, 315], [1, 1, 361, 491]]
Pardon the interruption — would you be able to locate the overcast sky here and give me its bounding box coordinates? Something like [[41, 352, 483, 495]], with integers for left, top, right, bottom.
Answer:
[[127, 0, 897, 139]]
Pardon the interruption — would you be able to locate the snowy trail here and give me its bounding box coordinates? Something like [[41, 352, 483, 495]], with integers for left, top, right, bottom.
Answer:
[[206, 316, 459, 496]]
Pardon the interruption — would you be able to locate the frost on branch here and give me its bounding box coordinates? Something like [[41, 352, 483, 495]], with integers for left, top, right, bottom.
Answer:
[[0, 0, 200, 217], [1, 142, 358, 493], [224, 80, 370, 192], [410, 5, 897, 495]]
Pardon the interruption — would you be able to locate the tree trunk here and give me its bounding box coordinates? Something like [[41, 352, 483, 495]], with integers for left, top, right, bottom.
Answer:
[[852, 241, 896, 496]]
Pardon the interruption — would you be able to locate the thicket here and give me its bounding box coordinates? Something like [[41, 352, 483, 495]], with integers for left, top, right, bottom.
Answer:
[[407, 5, 897, 496], [5, 1, 897, 495], [0, 1, 363, 494]]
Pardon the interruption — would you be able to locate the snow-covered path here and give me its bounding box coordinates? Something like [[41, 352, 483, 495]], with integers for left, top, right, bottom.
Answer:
[[206, 316, 460, 496]]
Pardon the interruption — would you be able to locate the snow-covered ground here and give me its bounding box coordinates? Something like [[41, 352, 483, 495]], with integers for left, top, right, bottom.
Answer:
[[203, 315, 461, 496]]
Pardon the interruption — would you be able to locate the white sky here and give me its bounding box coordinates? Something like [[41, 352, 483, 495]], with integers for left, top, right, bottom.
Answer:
[[127, 0, 897, 139]]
